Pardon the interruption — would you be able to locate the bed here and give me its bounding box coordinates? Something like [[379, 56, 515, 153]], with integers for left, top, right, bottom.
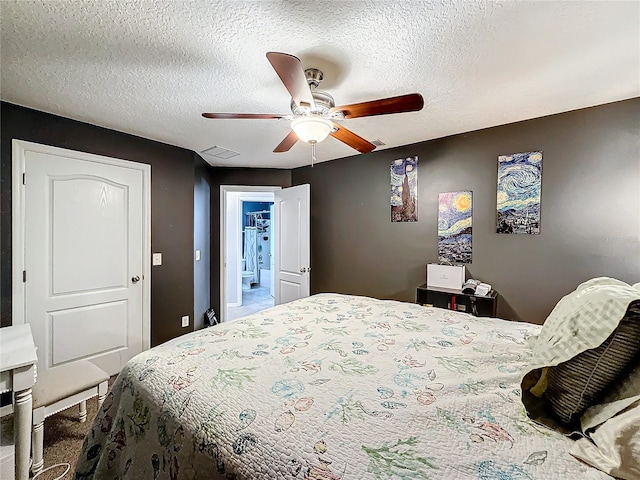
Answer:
[[74, 293, 613, 479]]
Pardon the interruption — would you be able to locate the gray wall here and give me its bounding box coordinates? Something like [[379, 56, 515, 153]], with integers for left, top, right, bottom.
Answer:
[[194, 156, 211, 330], [292, 98, 640, 324], [1, 102, 196, 346], [4, 98, 636, 334]]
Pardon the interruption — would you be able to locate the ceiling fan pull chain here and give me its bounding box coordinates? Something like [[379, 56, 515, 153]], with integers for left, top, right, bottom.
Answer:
[[311, 141, 316, 167]]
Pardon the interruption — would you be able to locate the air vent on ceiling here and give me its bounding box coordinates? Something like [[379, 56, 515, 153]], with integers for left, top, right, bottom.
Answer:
[[371, 139, 386, 147], [200, 145, 240, 160]]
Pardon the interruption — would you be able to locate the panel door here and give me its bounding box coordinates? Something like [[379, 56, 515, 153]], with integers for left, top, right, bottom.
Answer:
[[23, 149, 146, 375], [274, 184, 310, 305]]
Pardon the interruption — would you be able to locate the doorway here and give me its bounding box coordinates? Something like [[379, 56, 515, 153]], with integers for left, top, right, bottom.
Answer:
[[229, 200, 275, 321], [221, 184, 311, 323], [221, 187, 280, 322]]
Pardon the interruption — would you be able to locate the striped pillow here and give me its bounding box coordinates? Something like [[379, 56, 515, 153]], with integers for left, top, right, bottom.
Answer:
[[544, 304, 640, 425]]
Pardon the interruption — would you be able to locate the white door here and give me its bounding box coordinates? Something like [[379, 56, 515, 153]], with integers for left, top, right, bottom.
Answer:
[[274, 184, 310, 305], [13, 141, 150, 376], [269, 203, 275, 298]]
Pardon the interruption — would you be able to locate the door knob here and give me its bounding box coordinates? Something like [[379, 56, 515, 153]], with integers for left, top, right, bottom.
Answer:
[[131, 275, 141, 284], [300, 268, 307, 273]]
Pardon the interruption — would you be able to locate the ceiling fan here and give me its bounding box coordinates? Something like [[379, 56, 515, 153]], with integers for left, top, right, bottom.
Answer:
[[202, 52, 424, 162]]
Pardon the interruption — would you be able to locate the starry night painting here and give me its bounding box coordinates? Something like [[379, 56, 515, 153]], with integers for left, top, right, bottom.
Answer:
[[496, 151, 542, 234], [391, 156, 418, 222], [438, 191, 473, 264]]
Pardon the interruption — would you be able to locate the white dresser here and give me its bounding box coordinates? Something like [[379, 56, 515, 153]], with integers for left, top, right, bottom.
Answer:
[[0, 324, 38, 480]]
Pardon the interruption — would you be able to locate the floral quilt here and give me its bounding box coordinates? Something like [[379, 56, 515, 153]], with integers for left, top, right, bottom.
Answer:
[[75, 294, 611, 479]]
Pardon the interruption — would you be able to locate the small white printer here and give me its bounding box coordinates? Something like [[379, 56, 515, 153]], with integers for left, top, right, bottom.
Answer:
[[426, 264, 465, 290]]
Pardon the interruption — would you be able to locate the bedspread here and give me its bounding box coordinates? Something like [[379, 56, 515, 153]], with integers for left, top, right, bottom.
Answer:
[[75, 294, 610, 479]]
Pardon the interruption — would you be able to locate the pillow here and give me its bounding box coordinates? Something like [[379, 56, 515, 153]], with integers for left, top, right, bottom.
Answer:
[[520, 277, 640, 433], [582, 356, 640, 432], [543, 304, 640, 424], [570, 400, 640, 480]]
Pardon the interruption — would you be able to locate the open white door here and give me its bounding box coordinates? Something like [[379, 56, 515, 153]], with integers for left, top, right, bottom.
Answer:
[[274, 184, 310, 305], [12, 140, 150, 376]]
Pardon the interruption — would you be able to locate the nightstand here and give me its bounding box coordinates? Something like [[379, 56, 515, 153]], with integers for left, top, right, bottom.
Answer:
[[416, 284, 498, 317]]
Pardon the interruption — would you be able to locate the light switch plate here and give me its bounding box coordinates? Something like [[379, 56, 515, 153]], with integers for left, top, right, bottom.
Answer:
[[195, 249, 201, 261], [181, 315, 189, 327], [152, 253, 162, 266]]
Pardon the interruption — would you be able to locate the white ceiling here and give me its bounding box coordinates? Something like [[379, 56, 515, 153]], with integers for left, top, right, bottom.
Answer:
[[1, 1, 638, 169]]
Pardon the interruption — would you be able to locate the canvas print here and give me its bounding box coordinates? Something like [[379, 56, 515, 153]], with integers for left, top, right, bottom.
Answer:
[[438, 191, 473, 264], [496, 151, 542, 234], [391, 156, 418, 222]]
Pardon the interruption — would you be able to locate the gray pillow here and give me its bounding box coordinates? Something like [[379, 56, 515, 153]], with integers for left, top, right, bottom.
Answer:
[[544, 304, 640, 425]]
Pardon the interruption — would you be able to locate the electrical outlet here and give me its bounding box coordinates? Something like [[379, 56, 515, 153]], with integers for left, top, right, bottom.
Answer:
[[152, 253, 162, 266], [195, 249, 201, 261], [181, 315, 189, 327]]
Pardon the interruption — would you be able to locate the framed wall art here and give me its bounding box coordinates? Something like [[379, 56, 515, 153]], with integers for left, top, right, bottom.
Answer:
[[391, 156, 418, 222], [438, 191, 472, 264], [497, 151, 542, 234]]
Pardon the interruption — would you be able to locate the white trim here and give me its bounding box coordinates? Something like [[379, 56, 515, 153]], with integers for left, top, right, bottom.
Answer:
[[141, 159, 151, 352], [11, 139, 151, 352], [12, 140, 27, 324], [220, 186, 280, 323]]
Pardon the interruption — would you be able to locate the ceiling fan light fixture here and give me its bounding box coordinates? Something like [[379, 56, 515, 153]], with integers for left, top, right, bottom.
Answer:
[[204, 52, 423, 156], [290, 116, 333, 144]]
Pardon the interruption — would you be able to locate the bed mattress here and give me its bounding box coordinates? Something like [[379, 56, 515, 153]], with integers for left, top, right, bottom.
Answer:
[[75, 293, 610, 479]]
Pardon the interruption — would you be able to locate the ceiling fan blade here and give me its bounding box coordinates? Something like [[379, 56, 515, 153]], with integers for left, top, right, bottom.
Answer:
[[330, 93, 424, 119], [273, 130, 299, 153], [202, 113, 288, 119], [330, 122, 376, 154], [266, 52, 315, 110]]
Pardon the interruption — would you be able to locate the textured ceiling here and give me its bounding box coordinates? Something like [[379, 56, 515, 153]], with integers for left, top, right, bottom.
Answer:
[[1, 1, 639, 168]]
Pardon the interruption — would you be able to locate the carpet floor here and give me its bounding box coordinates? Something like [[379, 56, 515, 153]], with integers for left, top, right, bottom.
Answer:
[[24, 375, 116, 480], [35, 397, 101, 480]]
